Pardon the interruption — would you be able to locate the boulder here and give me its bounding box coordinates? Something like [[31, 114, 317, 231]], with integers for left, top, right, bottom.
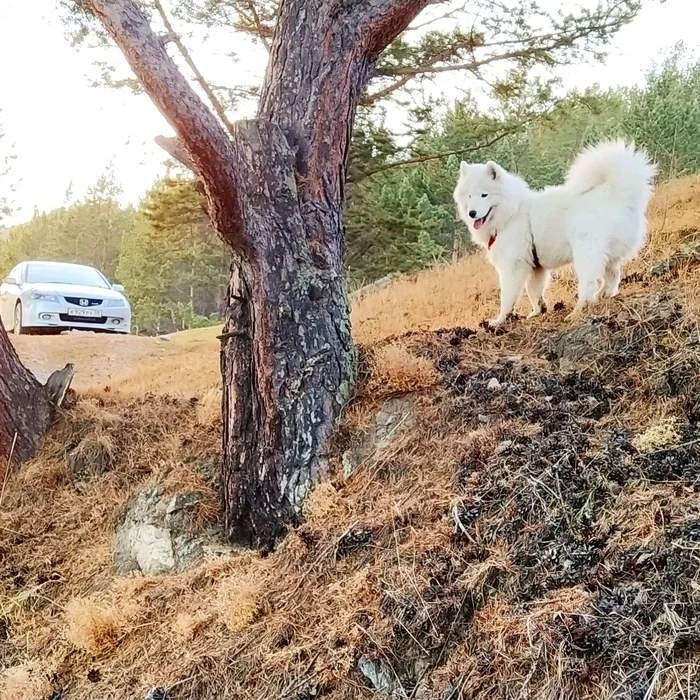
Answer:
[[114, 487, 225, 576]]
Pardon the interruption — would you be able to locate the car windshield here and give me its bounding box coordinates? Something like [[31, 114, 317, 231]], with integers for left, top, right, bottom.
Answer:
[[25, 263, 110, 288]]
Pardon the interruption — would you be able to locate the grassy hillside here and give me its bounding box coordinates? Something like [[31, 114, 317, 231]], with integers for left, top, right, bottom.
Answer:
[[3, 175, 700, 700]]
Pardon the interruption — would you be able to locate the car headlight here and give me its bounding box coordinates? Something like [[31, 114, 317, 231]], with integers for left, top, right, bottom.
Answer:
[[29, 292, 59, 302], [105, 299, 127, 308]]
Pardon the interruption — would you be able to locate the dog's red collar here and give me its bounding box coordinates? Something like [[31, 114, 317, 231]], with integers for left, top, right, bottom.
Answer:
[[487, 233, 497, 250]]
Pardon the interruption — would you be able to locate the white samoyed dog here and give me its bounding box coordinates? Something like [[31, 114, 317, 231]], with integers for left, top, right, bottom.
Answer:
[[453, 140, 656, 326]]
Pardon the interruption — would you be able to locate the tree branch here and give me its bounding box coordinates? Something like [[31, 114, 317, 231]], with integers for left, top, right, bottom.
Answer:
[[362, 73, 414, 105], [153, 135, 208, 201], [153, 0, 236, 135], [349, 123, 529, 182], [380, 38, 586, 78], [154, 134, 196, 170], [405, 2, 469, 32], [241, 0, 272, 51], [364, 30, 482, 103], [368, 8, 636, 99], [85, 0, 246, 250], [361, 0, 438, 58]]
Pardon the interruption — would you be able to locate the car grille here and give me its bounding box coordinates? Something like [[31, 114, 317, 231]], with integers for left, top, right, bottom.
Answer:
[[59, 314, 107, 325], [64, 297, 103, 307]]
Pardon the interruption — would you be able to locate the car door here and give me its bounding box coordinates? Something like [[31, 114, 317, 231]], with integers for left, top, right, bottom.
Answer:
[[0, 264, 22, 327]]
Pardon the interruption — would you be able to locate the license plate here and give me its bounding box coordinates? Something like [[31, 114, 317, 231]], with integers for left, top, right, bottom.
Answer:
[[68, 307, 101, 318]]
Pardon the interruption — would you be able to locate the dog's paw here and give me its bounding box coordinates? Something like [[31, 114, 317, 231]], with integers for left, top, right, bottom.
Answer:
[[481, 312, 516, 332], [479, 318, 501, 333]]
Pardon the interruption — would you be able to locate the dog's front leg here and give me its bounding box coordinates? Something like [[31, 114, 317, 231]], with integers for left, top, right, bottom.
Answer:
[[525, 268, 550, 318], [489, 265, 529, 327]]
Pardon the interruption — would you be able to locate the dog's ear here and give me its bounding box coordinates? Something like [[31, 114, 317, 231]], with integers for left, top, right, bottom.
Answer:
[[485, 161, 500, 180], [459, 161, 470, 177]]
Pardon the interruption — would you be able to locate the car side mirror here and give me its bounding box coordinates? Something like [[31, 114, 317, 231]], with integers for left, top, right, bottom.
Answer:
[[112, 283, 125, 293], [3, 277, 17, 286]]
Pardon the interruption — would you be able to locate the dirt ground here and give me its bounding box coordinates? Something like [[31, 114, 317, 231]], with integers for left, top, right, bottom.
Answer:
[[12, 332, 161, 388], [10, 326, 221, 394]]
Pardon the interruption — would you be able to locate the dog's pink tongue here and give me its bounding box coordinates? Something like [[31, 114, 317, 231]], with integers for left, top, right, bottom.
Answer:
[[473, 218, 483, 230]]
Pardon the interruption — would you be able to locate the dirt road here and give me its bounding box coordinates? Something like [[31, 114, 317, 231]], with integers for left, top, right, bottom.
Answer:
[[9, 326, 221, 397], [10, 331, 174, 390]]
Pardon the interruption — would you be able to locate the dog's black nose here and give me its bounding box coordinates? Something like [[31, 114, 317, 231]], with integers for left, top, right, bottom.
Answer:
[[468, 209, 477, 218]]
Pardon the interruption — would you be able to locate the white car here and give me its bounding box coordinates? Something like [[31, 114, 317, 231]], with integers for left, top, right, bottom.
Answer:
[[0, 260, 131, 335]]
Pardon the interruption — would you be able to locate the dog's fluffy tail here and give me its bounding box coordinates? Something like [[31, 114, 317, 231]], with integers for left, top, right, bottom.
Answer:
[[564, 139, 657, 210]]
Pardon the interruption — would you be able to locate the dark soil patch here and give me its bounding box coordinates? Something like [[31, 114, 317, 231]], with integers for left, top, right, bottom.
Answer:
[[415, 297, 700, 695], [443, 359, 614, 428]]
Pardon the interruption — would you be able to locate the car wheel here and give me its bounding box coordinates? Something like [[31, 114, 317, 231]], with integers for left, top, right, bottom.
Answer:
[[13, 303, 23, 336]]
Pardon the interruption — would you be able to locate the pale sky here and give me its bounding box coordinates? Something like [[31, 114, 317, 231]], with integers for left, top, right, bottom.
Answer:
[[0, 0, 696, 225]]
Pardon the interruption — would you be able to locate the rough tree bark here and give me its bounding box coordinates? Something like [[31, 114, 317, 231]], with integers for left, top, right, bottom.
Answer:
[[86, 0, 433, 550], [0, 324, 57, 465]]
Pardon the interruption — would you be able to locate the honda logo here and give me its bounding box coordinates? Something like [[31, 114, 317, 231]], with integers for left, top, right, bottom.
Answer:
[[79, 298, 89, 307]]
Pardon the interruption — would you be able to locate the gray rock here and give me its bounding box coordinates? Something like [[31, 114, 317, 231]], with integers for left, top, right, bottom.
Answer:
[[495, 439, 513, 454], [357, 656, 395, 694], [342, 397, 415, 478], [190, 457, 219, 488], [649, 260, 672, 278], [410, 657, 431, 698], [144, 688, 168, 700], [114, 487, 221, 576]]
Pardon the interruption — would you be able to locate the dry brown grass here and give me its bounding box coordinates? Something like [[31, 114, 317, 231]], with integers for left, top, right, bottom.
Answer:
[[65, 597, 141, 656], [172, 609, 211, 643], [362, 342, 439, 397], [111, 327, 221, 397], [1, 663, 52, 700], [0, 391, 222, 696], [217, 571, 266, 633], [11, 325, 221, 399], [2, 174, 700, 699], [196, 386, 222, 425], [303, 480, 350, 524]]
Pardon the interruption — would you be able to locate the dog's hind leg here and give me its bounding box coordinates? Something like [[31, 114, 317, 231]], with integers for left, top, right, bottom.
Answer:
[[525, 268, 549, 318], [602, 259, 622, 298], [489, 264, 530, 327], [567, 251, 606, 320]]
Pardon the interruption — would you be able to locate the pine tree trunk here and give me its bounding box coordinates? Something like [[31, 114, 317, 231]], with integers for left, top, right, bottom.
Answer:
[[219, 121, 355, 548], [0, 323, 53, 465], [217, 0, 431, 548], [85, 0, 432, 550]]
